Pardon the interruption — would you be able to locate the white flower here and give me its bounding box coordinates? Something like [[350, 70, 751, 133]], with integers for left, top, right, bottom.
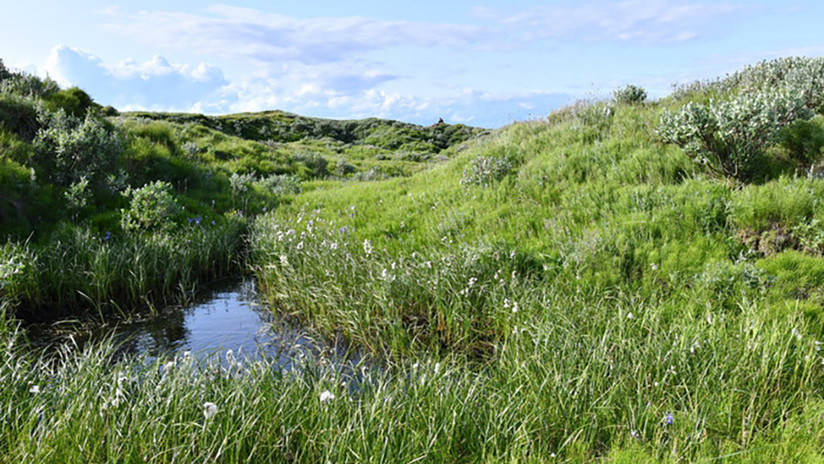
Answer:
[[203, 402, 218, 419], [319, 390, 335, 403], [434, 362, 441, 374], [29, 385, 40, 394], [626, 312, 634, 320], [512, 301, 519, 313], [792, 328, 802, 341], [363, 239, 373, 255], [650, 263, 658, 271], [412, 362, 420, 370]]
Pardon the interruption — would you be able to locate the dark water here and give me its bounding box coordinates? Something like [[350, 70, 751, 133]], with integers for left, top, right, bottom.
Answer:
[[25, 279, 353, 365]]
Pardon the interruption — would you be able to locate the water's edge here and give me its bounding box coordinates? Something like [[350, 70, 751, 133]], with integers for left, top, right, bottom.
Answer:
[[23, 279, 357, 367]]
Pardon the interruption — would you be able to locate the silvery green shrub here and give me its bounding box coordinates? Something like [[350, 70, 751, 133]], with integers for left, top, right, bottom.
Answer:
[[120, 181, 180, 232], [460, 155, 513, 187], [229, 172, 256, 196], [658, 90, 812, 181], [34, 111, 122, 186], [256, 174, 302, 195]]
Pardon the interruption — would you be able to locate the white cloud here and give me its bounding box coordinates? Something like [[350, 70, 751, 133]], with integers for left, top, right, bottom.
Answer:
[[45, 45, 233, 112], [482, 0, 749, 44], [104, 5, 487, 64]]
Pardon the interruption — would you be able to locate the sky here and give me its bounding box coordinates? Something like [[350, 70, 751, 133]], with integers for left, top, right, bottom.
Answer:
[[2, 1, 824, 128]]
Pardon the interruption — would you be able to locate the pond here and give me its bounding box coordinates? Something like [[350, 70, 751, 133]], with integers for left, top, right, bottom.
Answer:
[[24, 279, 354, 366]]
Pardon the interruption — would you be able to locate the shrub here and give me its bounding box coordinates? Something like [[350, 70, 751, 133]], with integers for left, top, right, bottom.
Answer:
[[613, 84, 647, 105], [460, 155, 513, 187], [0, 73, 58, 98], [64, 177, 91, 220], [294, 151, 329, 177], [120, 180, 180, 232], [335, 158, 356, 176], [776, 116, 824, 169], [257, 174, 302, 195], [34, 111, 123, 186], [658, 90, 812, 181], [229, 172, 256, 196], [43, 87, 95, 118], [0, 94, 39, 141]]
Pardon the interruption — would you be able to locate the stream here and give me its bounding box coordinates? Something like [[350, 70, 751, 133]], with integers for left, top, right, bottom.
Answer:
[[24, 279, 354, 367]]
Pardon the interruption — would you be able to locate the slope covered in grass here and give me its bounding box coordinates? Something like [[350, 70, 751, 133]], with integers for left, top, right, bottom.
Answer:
[[244, 63, 824, 461]]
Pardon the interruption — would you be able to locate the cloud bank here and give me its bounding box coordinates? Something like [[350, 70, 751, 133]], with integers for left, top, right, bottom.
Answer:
[[45, 45, 233, 112], [41, 2, 752, 126]]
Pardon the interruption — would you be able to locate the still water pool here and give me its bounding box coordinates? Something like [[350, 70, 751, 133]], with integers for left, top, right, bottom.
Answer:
[[25, 279, 351, 365]]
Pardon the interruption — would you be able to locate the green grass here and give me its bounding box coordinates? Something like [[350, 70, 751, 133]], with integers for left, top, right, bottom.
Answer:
[[2, 60, 824, 462]]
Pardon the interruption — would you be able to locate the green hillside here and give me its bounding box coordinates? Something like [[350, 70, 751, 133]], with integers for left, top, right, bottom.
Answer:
[[2, 57, 824, 462]]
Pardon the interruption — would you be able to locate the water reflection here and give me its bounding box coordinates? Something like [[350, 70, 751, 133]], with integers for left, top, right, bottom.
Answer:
[[25, 279, 355, 366]]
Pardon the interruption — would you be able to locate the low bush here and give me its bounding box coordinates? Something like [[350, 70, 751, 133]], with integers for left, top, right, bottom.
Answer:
[[658, 90, 812, 181]]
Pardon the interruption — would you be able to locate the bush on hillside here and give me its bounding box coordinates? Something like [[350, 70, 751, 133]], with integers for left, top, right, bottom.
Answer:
[[776, 116, 824, 169], [461, 155, 513, 187], [613, 84, 647, 105], [0, 94, 40, 141], [0, 73, 58, 99], [43, 87, 95, 118], [120, 180, 180, 232], [658, 90, 812, 182], [33, 111, 123, 187]]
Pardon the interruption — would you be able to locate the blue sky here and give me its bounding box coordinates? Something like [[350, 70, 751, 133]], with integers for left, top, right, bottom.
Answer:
[[3, 1, 824, 127]]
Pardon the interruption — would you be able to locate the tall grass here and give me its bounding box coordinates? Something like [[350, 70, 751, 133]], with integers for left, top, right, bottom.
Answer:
[[242, 102, 824, 461], [3, 216, 247, 320]]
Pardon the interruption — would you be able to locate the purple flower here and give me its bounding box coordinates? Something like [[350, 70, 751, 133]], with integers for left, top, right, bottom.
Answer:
[[103, 231, 112, 241], [665, 412, 673, 426]]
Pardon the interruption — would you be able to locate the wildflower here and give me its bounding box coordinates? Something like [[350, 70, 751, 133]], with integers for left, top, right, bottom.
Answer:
[[512, 301, 519, 313], [626, 312, 634, 320], [664, 412, 673, 426], [412, 362, 420, 370], [203, 402, 218, 419], [650, 263, 658, 271], [330, 241, 338, 250], [320, 390, 335, 403], [434, 362, 441, 374], [792, 328, 802, 341], [29, 385, 40, 394], [363, 239, 373, 255], [103, 231, 112, 241], [297, 241, 304, 250], [630, 429, 639, 439], [164, 360, 175, 371]]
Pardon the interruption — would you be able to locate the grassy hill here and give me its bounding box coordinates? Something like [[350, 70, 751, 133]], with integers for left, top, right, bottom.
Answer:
[[1, 57, 824, 462]]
